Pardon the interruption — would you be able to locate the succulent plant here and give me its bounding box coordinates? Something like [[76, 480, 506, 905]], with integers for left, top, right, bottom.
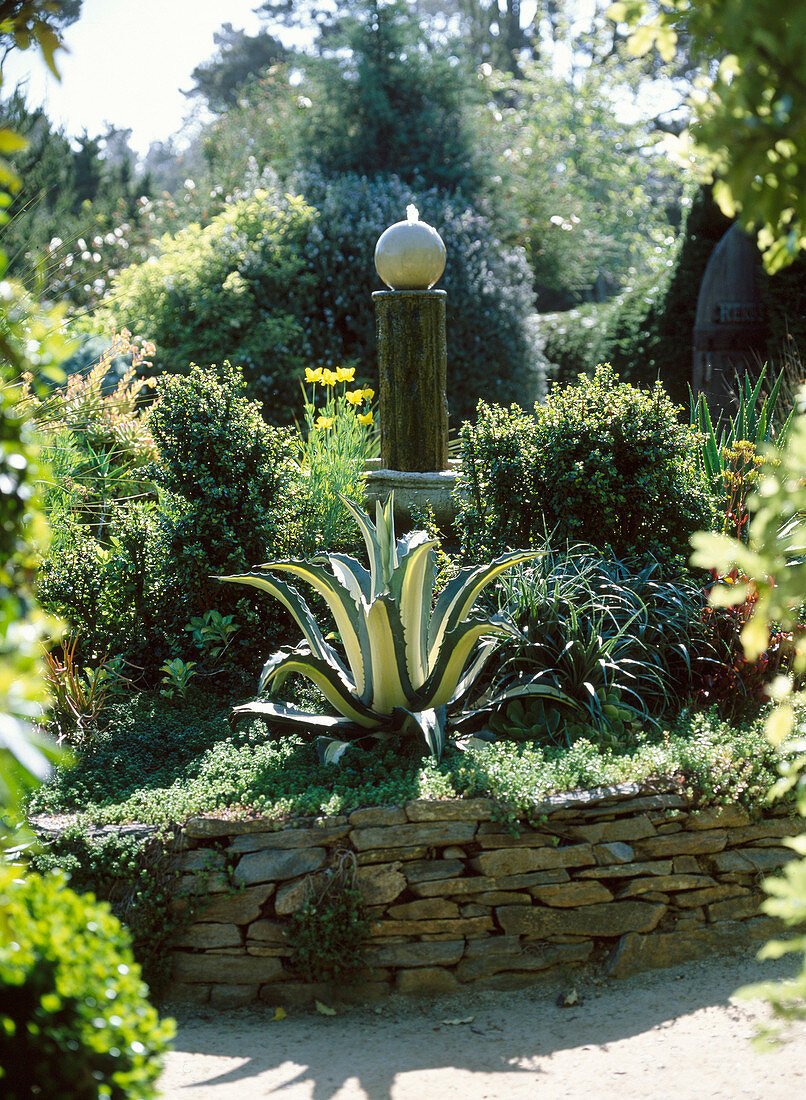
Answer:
[[221, 494, 539, 761]]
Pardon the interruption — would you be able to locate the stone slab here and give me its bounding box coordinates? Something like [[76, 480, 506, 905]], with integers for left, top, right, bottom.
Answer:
[[405, 798, 495, 822], [209, 984, 260, 1007], [357, 863, 407, 906], [172, 952, 286, 984], [605, 918, 783, 979], [387, 898, 460, 920], [246, 920, 288, 944], [616, 874, 716, 899], [456, 941, 593, 982], [369, 916, 494, 938], [227, 825, 350, 853], [409, 869, 570, 898], [529, 881, 614, 907], [234, 847, 326, 885], [183, 815, 346, 839], [578, 859, 673, 880], [634, 830, 727, 859], [471, 844, 595, 877], [566, 815, 657, 845], [497, 900, 666, 938], [171, 923, 242, 950], [710, 847, 796, 874], [351, 821, 477, 850], [396, 967, 461, 995], [349, 806, 408, 827], [194, 885, 275, 925], [404, 859, 465, 884], [357, 846, 430, 865], [363, 940, 465, 969]]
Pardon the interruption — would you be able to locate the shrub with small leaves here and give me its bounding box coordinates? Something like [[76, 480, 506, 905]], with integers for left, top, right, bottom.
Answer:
[[457, 364, 715, 570], [147, 362, 300, 684], [0, 869, 174, 1100]]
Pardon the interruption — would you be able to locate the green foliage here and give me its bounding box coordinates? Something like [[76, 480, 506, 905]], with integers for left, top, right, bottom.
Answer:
[[477, 61, 682, 309], [0, 868, 174, 1099], [187, 23, 288, 113], [286, 852, 370, 982], [225, 493, 537, 760], [691, 388, 806, 1030], [540, 303, 610, 388], [29, 690, 793, 826], [457, 364, 715, 570], [146, 362, 300, 684], [296, 366, 376, 555], [690, 364, 793, 537], [483, 548, 706, 748], [158, 658, 196, 700], [612, 0, 806, 271], [26, 825, 196, 999], [296, 0, 486, 197], [102, 191, 318, 421]]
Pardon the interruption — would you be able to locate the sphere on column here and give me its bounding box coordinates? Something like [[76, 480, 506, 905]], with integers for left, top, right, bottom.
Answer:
[[374, 205, 446, 291]]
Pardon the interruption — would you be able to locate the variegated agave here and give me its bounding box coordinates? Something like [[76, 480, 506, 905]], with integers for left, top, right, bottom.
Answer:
[[221, 494, 539, 761]]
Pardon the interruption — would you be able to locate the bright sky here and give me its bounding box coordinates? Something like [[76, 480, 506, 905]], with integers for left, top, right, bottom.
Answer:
[[2, 0, 269, 154]]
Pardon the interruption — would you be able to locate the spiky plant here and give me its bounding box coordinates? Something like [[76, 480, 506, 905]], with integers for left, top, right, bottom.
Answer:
[[221, 494, 540, 760]]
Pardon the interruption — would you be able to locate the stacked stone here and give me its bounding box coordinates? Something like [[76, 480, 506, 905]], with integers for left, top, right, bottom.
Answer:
[[166, 783, 800, 1006]]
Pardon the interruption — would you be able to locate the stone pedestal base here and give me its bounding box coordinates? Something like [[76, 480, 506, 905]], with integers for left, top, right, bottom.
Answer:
[[364, 460, 461, 529]]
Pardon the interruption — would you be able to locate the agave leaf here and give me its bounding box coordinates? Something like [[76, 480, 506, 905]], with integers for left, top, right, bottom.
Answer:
[[247, 560, 368, 697], [428, 550, 541, 666], [447, 639, 500, 708], [315, 737, 354, 765], [259, 642, 315, 695], [419, 614, 515, 710], [396, 704, 447, 760], [219, 571, 348, 674], [453, 679, 583, 727], [259, 650, 382, 728], [339, 494, 385, 595], [318, 552, 372, 604], [364, 594, 415, 713], [375, 494, 398, 587], [230, 699, 358, 735], [388, 536, 438, 690]]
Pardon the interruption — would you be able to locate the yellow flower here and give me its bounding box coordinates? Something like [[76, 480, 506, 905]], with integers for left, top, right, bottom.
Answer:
[[322, 369, 339, 387], [316, 415, 334, 429], [345, 389, 363, 406], [305, 367, 324, 384], [336, 366, 356, 382], [357, 410, 374, 426], [361, 387, 375, 402]]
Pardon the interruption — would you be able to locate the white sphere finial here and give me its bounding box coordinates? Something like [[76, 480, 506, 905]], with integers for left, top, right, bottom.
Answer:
[[374, 207, 446, 290]]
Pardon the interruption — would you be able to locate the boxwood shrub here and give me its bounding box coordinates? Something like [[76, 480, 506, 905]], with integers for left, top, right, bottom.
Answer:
[[456, 363, 715, 570]]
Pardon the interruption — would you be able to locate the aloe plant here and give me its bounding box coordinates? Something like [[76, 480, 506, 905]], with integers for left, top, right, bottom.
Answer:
[[221, 494, 539, 761]]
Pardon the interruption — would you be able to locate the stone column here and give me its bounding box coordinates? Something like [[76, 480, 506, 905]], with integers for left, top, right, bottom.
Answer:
[[373, 289, 448, 472]]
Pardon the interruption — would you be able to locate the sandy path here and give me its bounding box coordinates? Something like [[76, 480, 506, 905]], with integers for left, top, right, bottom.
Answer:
[[158, 949, 806, 1100]]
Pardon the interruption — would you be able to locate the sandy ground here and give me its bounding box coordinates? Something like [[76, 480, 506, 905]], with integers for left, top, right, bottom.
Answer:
[[158, 948, 806, 1100]]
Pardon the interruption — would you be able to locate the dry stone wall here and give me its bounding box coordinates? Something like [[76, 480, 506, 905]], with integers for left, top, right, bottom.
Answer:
[[166, 782, 801, 1007]]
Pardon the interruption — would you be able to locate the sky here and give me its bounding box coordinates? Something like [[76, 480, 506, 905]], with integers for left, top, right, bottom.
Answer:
[[2, 0, 271, 155]]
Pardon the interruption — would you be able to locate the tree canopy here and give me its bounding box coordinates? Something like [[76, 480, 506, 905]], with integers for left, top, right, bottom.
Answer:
[[611, 0, 806, 271]]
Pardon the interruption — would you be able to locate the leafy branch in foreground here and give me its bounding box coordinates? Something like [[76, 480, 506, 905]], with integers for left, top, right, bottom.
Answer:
[[691, 385, 806, 1037], [222, 493, 539, 761]]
